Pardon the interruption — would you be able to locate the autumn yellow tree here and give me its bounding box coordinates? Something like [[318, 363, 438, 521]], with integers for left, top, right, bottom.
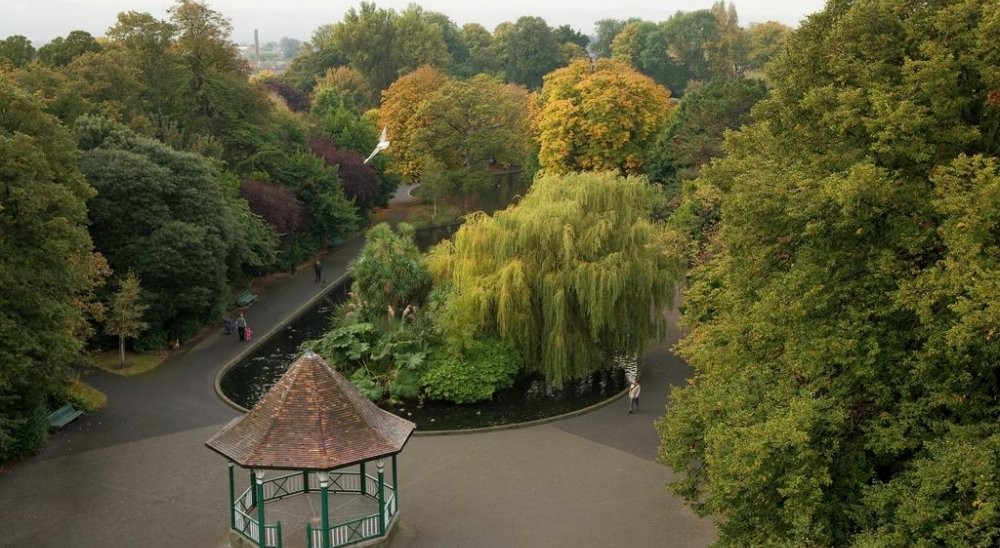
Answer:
[[378, 65, 448, 181], [535, 58, 673, 175]]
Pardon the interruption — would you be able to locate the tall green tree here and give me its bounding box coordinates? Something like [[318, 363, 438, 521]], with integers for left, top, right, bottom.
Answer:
[[592, 18, 634, 58], [554, 25, 589, 49], [504, 16, 561, 89], [105, 10, 183, 119], [646, 78, 767, 189], [461, 23, 502, 76], [36, 30, 102, 67], [0, 35, 35, 68], [662, 10, 719, 91], [325, 3, 399, 93], [0, 77, 107, 461], [295, 2, 453, 95], [610, 20, 679, 90], [658, 1, 1000, 544], [423, 10, 469, 75], [746, 21, 790, 72], [284, 25, 346, 91], [706, 1, 749, 78], [167, 0, 260, 142], [426, 171, 683, 386], [392, 5, 453, 78], [63, 50, 147, 122]]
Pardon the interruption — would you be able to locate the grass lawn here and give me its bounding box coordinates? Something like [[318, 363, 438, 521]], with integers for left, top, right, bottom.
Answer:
[[66, 378, 107, 411], [88, 350, 169, 377]]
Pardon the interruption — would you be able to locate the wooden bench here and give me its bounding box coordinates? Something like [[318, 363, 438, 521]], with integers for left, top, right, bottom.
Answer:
[[48, 404, 83, 429], [236, 288, 258, 307]]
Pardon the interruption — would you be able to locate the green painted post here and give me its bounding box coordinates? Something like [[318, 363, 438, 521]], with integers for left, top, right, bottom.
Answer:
[[228, 462, 236, 529], [250, 469, 256, 506], [391, 455, 397, 508], [319, 472, 331, 548], [377, 460, 386, 535], [360, 462, 366, 495], [303, 470, 310, 493], [255, 470, 266, 548], [306, 523, 312, 548], [276, 521, 282, 548]]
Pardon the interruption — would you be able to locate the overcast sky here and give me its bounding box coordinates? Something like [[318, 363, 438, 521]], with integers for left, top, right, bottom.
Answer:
[[3, 0, 828, 46]]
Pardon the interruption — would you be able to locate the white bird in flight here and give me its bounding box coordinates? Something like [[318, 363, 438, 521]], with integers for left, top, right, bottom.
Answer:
[[364, 126, 390, 164]]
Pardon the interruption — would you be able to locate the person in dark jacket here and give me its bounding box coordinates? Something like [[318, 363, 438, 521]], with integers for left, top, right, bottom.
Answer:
[[236, 313, 248, 341]]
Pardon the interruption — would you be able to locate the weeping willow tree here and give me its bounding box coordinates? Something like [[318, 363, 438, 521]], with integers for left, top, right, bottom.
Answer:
[[426, 171, 685, 386]]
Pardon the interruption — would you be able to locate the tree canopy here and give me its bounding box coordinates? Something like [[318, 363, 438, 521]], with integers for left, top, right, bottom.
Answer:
[[536, 59, 673, 175], [646, 77, 767, 189], [503, 16, 561, 89], [0, 77, 107, 460], [75, 116, 260, 346], [658, 0, 1000, 544], [426, 171, 683, 386], [0, 35, 36, 68]]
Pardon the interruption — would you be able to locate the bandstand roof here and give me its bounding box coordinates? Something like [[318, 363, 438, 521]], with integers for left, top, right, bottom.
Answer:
[[206, 350, 415, 471]]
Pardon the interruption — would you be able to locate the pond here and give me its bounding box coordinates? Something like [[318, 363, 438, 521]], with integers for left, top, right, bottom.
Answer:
[[218, 272, 626, 430], [219, 179, 628, 430]]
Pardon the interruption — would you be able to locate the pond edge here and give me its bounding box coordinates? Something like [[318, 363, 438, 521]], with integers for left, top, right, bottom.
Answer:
[[212, 222, 629, 436]]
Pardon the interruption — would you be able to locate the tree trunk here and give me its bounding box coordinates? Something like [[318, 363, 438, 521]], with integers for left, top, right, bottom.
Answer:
[[119, 335, 126, 369]]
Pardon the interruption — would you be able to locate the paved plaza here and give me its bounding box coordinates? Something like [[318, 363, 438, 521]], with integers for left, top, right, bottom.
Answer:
[[0, 186, 714, 547]]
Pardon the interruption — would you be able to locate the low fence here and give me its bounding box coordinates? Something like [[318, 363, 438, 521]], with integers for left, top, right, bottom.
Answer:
[[233, 470, 396, 548]]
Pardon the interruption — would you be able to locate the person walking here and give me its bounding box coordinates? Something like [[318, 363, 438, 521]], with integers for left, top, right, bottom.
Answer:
[[236, 313, 248, 342], [627, 380, 641, 414], [314, 259, 323, 283]]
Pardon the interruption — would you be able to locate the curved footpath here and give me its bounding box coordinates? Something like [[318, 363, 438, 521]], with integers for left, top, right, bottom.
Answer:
[[0, 186, 714, 548]]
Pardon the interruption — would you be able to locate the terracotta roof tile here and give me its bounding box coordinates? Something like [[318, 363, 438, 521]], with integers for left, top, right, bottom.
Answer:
[[206, 351, 414, 470]]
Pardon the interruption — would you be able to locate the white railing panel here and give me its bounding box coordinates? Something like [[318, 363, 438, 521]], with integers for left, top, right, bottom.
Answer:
[[239, 487, 254, 512]]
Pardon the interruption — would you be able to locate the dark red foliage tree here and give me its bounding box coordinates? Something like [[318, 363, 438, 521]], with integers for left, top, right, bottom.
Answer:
[[259, 77, 311, 113], [308, 136, 379, 210], [239, 180, 305, 234]]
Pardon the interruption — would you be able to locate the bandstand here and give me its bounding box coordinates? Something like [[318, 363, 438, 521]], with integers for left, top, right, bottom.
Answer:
[[206, 350, 415, 548]]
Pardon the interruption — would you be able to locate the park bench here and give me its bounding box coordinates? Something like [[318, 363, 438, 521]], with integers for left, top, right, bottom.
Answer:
[[48, 404, 83, 429], [236, 287, 258, 307]]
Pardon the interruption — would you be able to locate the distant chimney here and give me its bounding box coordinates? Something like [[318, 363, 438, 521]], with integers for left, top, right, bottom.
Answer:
[[254, 29, 260, 72]]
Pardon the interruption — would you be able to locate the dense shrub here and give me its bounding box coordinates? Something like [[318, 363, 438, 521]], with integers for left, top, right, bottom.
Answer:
[[421, 338, 521, 404]]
